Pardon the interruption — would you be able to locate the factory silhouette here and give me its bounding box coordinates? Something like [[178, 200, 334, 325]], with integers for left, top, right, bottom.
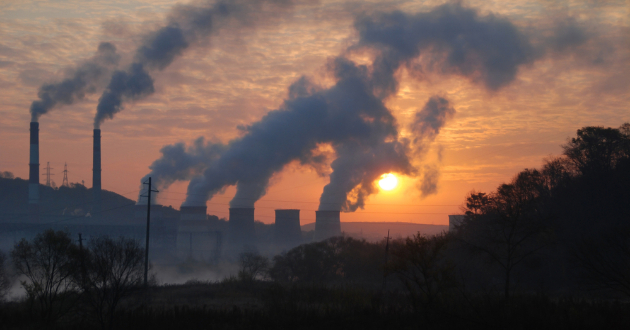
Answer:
[[8, 121, 352, 263], [9, 0, 553, 264]]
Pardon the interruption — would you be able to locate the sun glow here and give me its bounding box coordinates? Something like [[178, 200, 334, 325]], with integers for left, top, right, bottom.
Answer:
[[378, 173, 398, 191]]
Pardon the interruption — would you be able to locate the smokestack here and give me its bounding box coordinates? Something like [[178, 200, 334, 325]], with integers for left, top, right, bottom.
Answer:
[[313, 210, 341, 241], [228, 208, 256, 252], [28, 122, 39, 222], [93, 129, 101, 213], [274, 209, 302, 249]]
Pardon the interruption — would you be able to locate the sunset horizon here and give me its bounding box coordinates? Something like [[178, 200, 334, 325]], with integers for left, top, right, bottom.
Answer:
[[1, 0, 628, 227]]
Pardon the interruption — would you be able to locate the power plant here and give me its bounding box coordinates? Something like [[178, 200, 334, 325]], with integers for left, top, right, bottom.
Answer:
[[177, 206, 222, 263], [5, 122, 354, 263]]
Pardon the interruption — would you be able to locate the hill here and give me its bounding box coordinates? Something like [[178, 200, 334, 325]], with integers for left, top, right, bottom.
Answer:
[[301, 221, 448, 242], [0, 175, 181, 225]]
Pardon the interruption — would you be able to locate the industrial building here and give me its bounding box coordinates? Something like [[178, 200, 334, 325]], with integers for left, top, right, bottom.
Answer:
[[1, 122, 368, 263]]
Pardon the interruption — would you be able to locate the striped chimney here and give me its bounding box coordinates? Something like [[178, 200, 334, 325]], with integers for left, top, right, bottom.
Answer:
[[28, 122, 39, 222], [93, 129, 101, 212]]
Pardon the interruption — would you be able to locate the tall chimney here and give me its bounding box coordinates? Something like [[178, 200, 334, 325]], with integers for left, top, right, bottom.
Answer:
[[93, 129, 101, 213], [274, 209, 302, 249], [228, 208, 256, 252], [28, 122, 39, 222], [313, 210, 341, 241]]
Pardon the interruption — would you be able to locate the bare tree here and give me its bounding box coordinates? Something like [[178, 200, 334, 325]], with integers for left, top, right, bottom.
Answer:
[[79, 236, 145, 330], [387, 232, 456, 320], [0, 250, 11, 301], [573, 227, 630, 297], [11, 230, 79, 324], [238, 252, 270, 281]]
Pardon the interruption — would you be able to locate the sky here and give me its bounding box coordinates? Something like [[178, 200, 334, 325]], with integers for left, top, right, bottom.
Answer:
[[0, 0, 628, 225]]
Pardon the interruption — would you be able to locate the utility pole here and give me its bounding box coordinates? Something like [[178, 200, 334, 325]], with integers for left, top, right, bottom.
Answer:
[[142, 177, 158, 289], [381, 230, 390, 292], [78, 233, 87, 288], [62, 163, 69, 187]]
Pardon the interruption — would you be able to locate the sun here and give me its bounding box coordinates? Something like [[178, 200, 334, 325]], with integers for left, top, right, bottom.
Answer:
[[378, 173, 398, 191]]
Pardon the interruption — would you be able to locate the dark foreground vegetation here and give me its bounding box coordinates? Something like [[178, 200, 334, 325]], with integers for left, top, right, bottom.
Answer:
[[1, 123, 629, 329], [2, 278, 630, 330]]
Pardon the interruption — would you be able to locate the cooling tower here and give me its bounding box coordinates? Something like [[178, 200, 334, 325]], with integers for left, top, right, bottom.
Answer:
[[274, 209, 302, 249], [93, 129, 101, 213], [177, 206, 222, 262], [28, 122, 39, 222], [313, 210, 341, 241], [228, 208, 256, 250], [179, 206, 207, 221]]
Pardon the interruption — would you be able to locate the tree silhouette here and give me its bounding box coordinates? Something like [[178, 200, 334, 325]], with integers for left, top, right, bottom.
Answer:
[[77, 236, 145, 330], [238, 252, 270, 281], [0, 250, 11, 301], [11, 230, 79, 325], [387, 232, 456, 320], [459, 170, 552, 299], [563, 124, 630, 176]]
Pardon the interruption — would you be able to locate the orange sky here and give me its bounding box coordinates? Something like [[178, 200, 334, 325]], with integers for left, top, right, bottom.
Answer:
[[1, 0, 628, 225]]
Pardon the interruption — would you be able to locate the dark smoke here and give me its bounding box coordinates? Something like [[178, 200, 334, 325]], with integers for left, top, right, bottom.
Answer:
[[29, 42, 119, 122], [182, 56, 413, 208], [151, 3, 583, 211], [354, 2, 537, 91], [178, 3, 536, 210], [138, 137, 226, 205], [549, 18, 589, 52], [94, 64, 154, 128], [318, 139, 414, 211], [94, 0, 304, 129], [411, 96, 455, 155], [419, 164, 440, 197], [411, 96, 455, 198]]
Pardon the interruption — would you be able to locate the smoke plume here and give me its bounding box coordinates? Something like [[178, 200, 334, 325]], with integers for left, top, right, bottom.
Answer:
[[29, 42, 119, 122], [149, 3, 583, 211], [353, 2, 537, 91], [408, 96, 455, 198], [411, 96, 455, 154], [181, 56, 413, 208], [94, 0, 304, 129], [138, 137, 226, 204]]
